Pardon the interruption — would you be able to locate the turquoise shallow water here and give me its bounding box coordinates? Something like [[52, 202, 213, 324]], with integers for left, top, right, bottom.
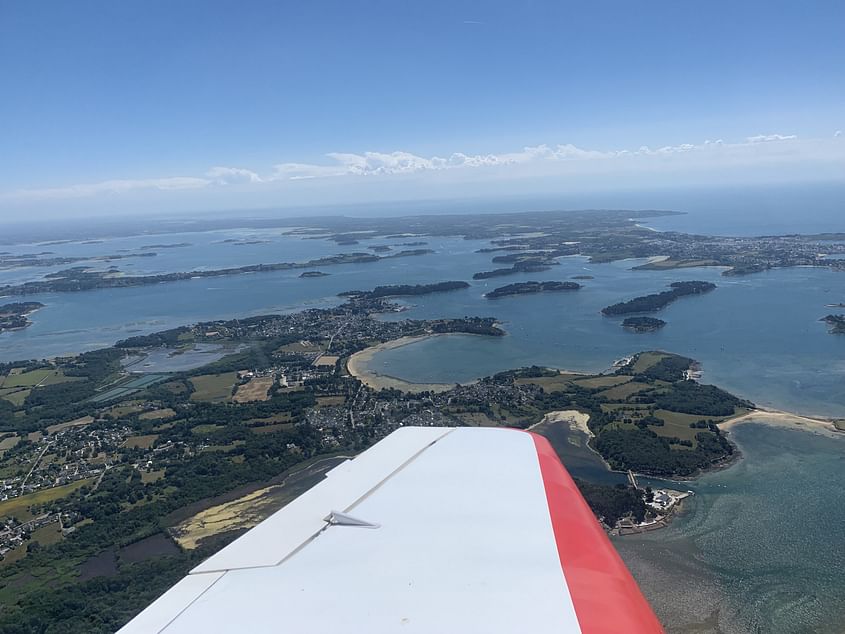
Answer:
[[614, 423, 845, 634]]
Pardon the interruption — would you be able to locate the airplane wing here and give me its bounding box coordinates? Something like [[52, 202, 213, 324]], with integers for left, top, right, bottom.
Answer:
[[119, 427, 663, 633]]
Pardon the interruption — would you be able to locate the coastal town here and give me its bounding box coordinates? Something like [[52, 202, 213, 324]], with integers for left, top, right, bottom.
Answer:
[[0, 291, 764, 570]]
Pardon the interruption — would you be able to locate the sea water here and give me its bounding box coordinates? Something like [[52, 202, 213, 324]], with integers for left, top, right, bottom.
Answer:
[[614, 423, 845, 634]]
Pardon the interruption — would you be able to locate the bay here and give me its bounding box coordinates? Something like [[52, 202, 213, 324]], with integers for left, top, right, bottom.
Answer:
[[371, 261, 845, 417]]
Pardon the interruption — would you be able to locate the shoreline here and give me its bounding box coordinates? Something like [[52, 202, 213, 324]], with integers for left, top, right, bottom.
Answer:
[[348, 335, 845, 438], [719, 407, 843, 436], [527, 409, 592, 437], [345, 334, 456, 393]]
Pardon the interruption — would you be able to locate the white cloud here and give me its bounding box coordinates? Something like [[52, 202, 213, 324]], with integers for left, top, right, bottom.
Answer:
[[5, 131, 839, 203], [270, 162, 347, 180], [746, 133, 798, 143], [206, 166, 263, 185], [835, 130, 843, 138]]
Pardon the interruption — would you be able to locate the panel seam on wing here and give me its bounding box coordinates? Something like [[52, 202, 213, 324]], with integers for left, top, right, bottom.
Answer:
[[158, 572, 227, 634], [191, 428, 455, 574]]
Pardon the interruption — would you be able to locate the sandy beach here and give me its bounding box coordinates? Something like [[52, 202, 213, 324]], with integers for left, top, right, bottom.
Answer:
[[528, 409, 592, 437], [719, 407, 843, 437], [345, 335, 455, 393]]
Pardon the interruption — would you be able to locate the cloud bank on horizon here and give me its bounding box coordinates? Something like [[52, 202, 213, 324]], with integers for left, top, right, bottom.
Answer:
[[4, 132, 843, 211]]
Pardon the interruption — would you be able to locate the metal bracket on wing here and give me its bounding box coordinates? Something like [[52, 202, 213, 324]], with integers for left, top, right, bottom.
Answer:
[[324, 510, 381, 529]]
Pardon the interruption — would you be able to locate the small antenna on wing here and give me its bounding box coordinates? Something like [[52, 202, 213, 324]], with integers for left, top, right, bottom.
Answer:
[[324, 510, 381, 529]]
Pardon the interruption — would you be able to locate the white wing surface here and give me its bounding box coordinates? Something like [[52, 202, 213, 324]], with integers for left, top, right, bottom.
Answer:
[[118, 426, 663, 633]]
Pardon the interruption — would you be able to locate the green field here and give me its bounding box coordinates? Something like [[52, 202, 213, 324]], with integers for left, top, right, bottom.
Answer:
[[0, 479, 94, 521], [597, 380, 653, 400], [514, 373, 584, 392], [139, 408, 176, 420], [0, 387, 30, 407], [140, 469, 166, 484], [277, 341, 322, 355], [246, 413, 292, 426], [631, 351, 670, 374], [189, 372, 238, 402], [1, 369, 79, 389], [31, 522, 64, 547], [651, 409, 735, 446], [0, 542, 29, 566], [0, 435, 20, 453], [250, 423, 294, 434], [124, 434, 159, 449], [572, 375, 631, 390], [46, 416, 95, 435], [106, 404, 144, 417]]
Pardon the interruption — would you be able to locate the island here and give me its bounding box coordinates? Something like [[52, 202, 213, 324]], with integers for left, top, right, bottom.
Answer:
[[221, 238, 272, 245], [602, 281, 716, 316], [484, 280, 581, 299], [571, 275, 594, 280], [0, 301, 44, 333], [0, 249, 435, 296], [139, 243, 191, 250], [822, 314, 845, 334], [339, 280, 469, 300], [473, 260, 554, 279], [0, 251, 155, 271], [430, 317, 504, 336], [622, 317, 666, 332], [299, 271, 329, 278]]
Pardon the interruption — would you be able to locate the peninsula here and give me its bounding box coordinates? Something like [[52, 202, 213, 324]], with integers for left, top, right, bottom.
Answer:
[[484, 280, 581, 299], [602, 281, 716, 316], [0, 302, 44, 333]]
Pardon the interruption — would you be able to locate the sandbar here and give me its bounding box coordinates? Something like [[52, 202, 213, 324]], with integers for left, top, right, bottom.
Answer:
[[720, 407, 843, 437]]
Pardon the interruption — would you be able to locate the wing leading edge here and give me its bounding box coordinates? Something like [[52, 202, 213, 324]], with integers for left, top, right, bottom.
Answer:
[[119, 426, 663, 633]]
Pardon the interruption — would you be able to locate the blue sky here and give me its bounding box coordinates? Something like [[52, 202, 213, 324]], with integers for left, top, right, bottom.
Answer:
[[1, 0, 843, 217]]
